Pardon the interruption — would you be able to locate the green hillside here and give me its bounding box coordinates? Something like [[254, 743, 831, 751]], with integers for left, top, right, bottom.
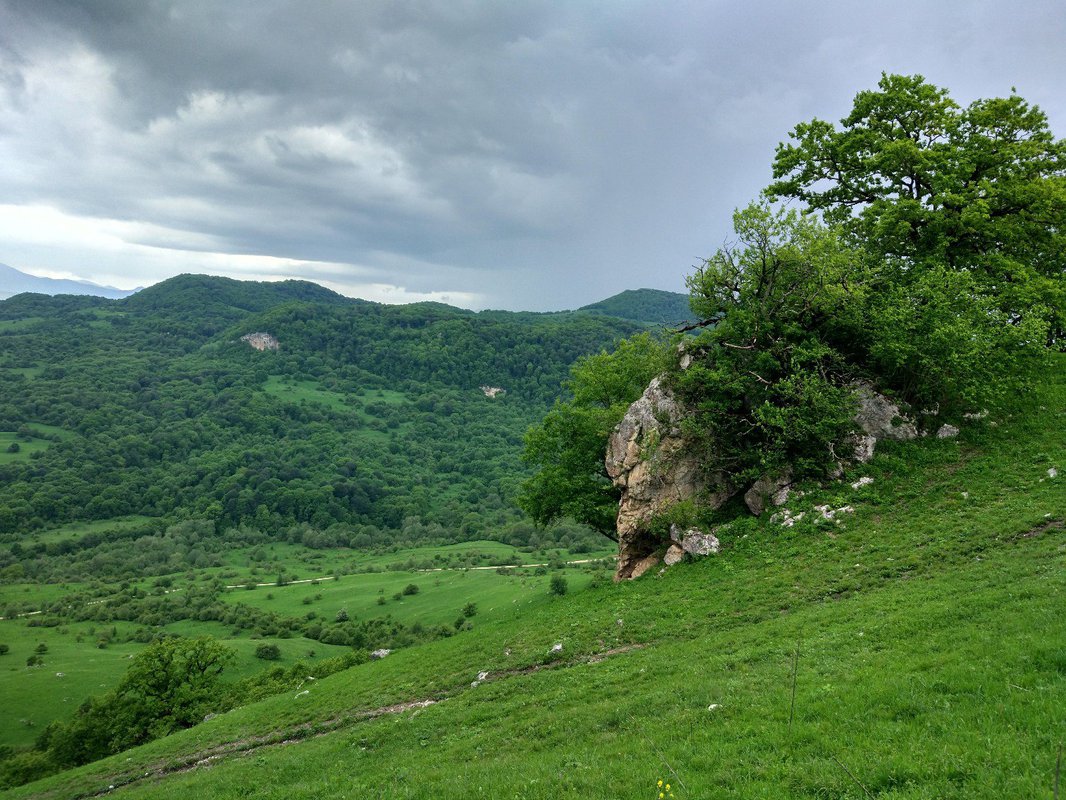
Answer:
[[6, 357, 1063, 798], [578, 288, 693, 326], [0, 277, 647, 546]]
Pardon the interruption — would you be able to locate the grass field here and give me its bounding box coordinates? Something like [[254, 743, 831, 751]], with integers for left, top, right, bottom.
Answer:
[[0, 537, 610, 751], [7, 358, 1063, 799], [14, 516, 157, 547], [261, 376, 354, 412], [0, 423, 72, 464]]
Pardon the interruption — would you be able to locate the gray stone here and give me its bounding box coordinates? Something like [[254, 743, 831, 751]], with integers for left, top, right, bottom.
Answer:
[[936, 424, 960, 439], [744, 471, 793, 515], [853, 382, 918, 442], [370, 648, 391, 660], [677, 527, 720, 556]]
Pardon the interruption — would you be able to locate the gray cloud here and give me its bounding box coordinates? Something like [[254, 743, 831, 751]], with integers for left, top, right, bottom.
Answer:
[[0, 0, 1063, 309]]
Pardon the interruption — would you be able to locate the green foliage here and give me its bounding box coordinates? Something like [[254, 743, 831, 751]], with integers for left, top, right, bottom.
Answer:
[[548, 575, 568, 596], [520, 332, 669, 535], [673, 76, 1063, 482], [38, 636, 234, 768], [678, 204, 863, 481], [0, 276, 644, 553], [402, 583, 420, 596], [768, 72, 1065, 343]]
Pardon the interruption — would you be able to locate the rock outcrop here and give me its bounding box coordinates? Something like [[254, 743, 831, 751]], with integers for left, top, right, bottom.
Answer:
[[241, 332, 280, 351], [608, 375, 921, 579], [605, 377, 731, 579], [850, 382, 917, 461]]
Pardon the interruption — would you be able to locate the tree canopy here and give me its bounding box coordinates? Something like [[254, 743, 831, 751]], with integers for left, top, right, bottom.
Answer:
[[767, 72, 1065, 340]]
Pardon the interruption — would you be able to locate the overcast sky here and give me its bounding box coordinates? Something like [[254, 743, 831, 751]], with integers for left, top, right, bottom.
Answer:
[[1, 1, 1063, 310]]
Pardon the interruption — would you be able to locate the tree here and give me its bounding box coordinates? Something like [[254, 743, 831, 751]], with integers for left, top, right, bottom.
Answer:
[[767, 72, 1065, 343], [6, 442, 19, 453], [38, 635, 232, 769], [677, 204, 864, 481], [520, 332, 668, 537], [549, 575, 568, 596]]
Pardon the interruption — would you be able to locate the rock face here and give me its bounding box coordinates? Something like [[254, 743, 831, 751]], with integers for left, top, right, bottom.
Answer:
[[241, 332, 280, 351], [605, 377, 731, 580]]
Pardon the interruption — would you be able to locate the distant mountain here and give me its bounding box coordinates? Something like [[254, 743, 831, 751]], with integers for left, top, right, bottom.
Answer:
[[0, 263, 136, 300], [119, 273, 355, 313], [579, 288, 694, 326]]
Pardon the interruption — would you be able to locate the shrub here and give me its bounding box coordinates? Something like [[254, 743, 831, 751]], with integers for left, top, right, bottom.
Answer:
[[255, 643, 281, 661]]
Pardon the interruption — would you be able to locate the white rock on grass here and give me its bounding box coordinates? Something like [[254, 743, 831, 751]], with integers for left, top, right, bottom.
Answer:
[[850, 476, 874, 490], [1049, 467, 1059, 479], [936, 424, 960, 439]]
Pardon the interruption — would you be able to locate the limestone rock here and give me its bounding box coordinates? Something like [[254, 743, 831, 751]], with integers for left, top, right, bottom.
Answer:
[[744, 471, 793, 516], [606, 377, 731, 580], [853, 383, 917, 442], [240, 332, 280, 351], [370, 648, 391, 660], [936, 424, 960, 439], [663, 544, 685, 566]]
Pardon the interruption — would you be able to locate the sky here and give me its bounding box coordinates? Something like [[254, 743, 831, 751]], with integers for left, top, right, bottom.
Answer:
[[0, 1, 1063, 311]]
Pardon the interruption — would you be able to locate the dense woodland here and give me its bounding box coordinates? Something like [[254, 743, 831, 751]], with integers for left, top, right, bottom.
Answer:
[[0, 278, 668, 581]]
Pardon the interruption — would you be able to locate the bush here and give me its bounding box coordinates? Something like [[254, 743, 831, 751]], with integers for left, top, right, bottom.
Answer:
[[549, 576, 568, 596], [255, 643, 281, 661], [402, 583, 420, 596]]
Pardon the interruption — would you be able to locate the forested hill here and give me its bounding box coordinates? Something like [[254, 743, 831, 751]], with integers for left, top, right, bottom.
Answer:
[[578, 288, 693, 326], [0, 275, 647, 566]]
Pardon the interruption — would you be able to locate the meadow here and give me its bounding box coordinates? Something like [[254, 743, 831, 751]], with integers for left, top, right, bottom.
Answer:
[[0, 537, 611, 750]]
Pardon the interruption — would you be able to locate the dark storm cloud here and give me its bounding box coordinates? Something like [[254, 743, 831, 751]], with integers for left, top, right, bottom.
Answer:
[[0, 1, 1064, 308]]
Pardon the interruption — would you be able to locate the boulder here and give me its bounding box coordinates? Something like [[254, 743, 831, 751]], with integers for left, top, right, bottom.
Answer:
[[670, 524, 720, 556], [663, 544, 685, 566], [744, 470, 793, 516], [936, 424, 960, 439], [853, 382, 918, 441]]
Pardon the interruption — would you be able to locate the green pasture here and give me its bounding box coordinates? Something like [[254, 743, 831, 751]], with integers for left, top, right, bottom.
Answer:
[[17, 516, 157, 547], [0, 434, 49, 464], [261, 376, 353, 412], [0, 318, 45, 332], [2, 366, 43, 379], [0, 616, 353, 749], [210, 539, 611, 586], [0, 620, 144, 748], [221, 562, 604, 630], [0, 423, 73, 464], [0, 583, 89, 616]]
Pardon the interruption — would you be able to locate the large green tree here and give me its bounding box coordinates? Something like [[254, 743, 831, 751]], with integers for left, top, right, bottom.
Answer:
[[767, 72, 1065, 341]]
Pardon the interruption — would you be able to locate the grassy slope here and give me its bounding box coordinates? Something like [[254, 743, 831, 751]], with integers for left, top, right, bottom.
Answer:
[[9, 358, 1066, 799]]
